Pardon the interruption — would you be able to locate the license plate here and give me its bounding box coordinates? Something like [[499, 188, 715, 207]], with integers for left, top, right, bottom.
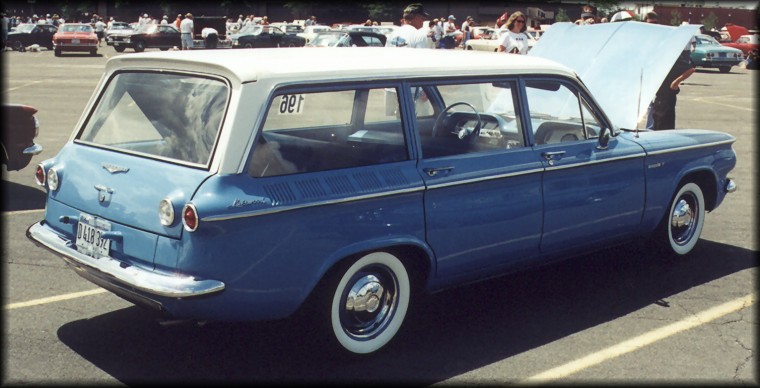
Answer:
[[72, 39, 80, 44], [719, 53, 726, 57], [76, 213, 111, 258], [114, 42, 119, 46]]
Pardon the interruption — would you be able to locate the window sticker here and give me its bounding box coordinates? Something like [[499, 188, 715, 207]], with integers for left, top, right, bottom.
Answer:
[[277, 94, 305, 115]]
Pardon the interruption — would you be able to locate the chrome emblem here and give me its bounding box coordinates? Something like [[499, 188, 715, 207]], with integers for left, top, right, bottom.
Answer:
[[94, 185, 114, 203], [102, 163, 130, 174]]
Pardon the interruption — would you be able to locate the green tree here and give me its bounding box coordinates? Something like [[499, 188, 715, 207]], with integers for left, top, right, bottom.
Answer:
[[670, 10, 683, 26], [701, 11, 719, 31], [589, 0, 623, 18], [555, 8, 570, 22], [363, 3, 396, 23]]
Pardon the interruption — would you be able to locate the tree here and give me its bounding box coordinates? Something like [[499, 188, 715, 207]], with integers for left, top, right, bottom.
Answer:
[[588, 0, 623, 18], [670, 10, 683, 26], [363, 3, 396, 23], [555, 8, 570, 22], [701, 11, 719, 31]]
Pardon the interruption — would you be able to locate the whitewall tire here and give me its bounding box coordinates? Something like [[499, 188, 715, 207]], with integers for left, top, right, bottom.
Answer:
[[663, 182, 705, 255]]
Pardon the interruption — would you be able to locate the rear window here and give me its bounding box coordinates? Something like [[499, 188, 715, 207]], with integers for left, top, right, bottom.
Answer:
[[78, 72, 229, 166]]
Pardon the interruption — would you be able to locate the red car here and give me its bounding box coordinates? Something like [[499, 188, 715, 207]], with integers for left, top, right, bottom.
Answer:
[[722, 34, 759, 57], [2, 104, 42, 171], [52, 23, 98, 56]]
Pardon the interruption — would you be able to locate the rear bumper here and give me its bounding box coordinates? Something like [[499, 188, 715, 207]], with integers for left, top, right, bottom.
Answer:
[[26, 221, 225, 299]]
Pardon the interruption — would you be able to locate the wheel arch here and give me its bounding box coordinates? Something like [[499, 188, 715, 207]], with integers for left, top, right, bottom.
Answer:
[[676, 169, 718, 212]]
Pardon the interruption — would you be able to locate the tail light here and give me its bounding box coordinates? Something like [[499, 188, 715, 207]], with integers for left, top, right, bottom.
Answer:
[[182, 203, 199, 232], [47, 167, 59, 191], [158, 198, 175, 226], [34, 164, 46, 186]]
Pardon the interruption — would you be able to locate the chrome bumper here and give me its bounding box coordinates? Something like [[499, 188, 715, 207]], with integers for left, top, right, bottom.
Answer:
[[26, 221, 225, 298], [23, 143, 42, 155]]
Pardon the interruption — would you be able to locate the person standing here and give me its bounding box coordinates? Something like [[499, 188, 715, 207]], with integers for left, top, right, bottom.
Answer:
[[441, 15, 457, 49], [652, 41, 696, 130], [202, 26, 219, 49], [385, 3, 429, 49], [461, 16, 473, 48], [94, 17, 106, 47], [497, 11, 529, 54], [180, 13, 194, 50], [175, 14, 183, 29], [644, 11, 660, 129]]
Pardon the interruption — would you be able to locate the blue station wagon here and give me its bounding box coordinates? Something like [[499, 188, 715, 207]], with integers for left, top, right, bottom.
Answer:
[[27, 22, 736, 355]]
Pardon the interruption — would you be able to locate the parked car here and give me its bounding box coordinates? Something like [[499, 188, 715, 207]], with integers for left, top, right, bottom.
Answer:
[[721, 34, 759, 57], [306, 30, 386, 47], [269, 22, 304, 35], [52, 23, 98, 56], [230, 25, 306, 48], [470, 26, 493, 40], [296, 24, 332, 44], [465, 28, 536, 52], [109, 23, 181, 52], [27, 24, 737, 356], [104, 21, 135, 48], [2, 104, 42, 171], [691, 34, 744, 73], [6, 23, 57, 51]]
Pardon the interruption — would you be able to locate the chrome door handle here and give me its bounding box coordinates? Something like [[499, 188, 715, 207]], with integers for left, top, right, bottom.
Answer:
[[541, 151, 566, 166], [423, 166, 454, 177]]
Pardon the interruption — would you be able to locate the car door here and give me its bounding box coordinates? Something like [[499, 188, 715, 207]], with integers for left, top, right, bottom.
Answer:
[[523, 78, 646, 254], [410, 79, 544, 280], [268, 27, 285, 47]]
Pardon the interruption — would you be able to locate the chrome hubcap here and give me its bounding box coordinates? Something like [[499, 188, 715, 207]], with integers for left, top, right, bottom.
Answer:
[[670, 195, 698, 245], [340, 267, 398, 340]]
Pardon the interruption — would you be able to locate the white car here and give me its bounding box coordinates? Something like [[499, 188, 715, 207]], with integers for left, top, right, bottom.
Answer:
[[296, 25, 332, 44], [465, 28, 537, 52]]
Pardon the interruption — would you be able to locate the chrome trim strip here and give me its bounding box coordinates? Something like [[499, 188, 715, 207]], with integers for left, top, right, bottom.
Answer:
[[203, 186, 425, 222], [545, 152, 647, 172], [26, 222, 225, 298], [426, 167, 545, 190], [22, 144, 43, 155], [646, 138, 736, 156]]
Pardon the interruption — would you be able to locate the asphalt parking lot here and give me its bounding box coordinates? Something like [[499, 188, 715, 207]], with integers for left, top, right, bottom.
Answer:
[[2, 46, 757, 385]]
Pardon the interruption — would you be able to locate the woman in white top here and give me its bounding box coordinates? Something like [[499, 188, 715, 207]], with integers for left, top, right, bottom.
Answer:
[[498, 11, 529, 55]]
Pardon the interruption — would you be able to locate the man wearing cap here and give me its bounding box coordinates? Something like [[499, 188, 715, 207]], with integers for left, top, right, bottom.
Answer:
[[441, 15, 457, 49], [180, 13, 194, 50], [386, 3, 429, 48], [461, 16, 473, 48]]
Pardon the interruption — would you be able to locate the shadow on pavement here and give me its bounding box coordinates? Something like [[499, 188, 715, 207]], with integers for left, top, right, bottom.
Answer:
[[2, 179, 46, 212], [57, 240, 758, 384]]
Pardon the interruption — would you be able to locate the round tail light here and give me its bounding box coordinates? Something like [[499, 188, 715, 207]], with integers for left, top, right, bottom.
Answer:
[[182, 203, 199, 232], [158, 198, 175, 226], [47, 167, 59, 191]]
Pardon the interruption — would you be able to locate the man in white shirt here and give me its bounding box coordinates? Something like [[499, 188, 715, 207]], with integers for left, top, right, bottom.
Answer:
[[94, 18, 106, 46], [441, 15, 457, 49], [201, 26, 219, 49], [385, 3, 429, 48], [180, 13, 194, 50]]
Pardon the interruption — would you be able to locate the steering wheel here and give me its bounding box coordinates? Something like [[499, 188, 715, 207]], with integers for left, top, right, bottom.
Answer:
[[431, 102, 483, 140]]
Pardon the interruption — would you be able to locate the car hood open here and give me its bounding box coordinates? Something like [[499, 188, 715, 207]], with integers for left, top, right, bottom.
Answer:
[[529, 22, 699, 130]]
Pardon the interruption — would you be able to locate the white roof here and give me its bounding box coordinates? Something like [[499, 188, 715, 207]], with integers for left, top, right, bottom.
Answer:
[[104, 47, 576, 84]]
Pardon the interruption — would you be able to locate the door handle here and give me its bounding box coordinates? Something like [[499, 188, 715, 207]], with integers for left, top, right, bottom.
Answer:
[[423, 166, 454, 177], [541, 151, 566, 166]]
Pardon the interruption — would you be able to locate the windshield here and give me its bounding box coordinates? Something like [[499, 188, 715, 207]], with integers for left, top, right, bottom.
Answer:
[[308, 32, 341, 46], [135, 24, 158, 34], [110, 24, 132, 31], [78, 72, 229, 167], [15, 24, 35, 33], [238, 25, 262, 35], [696, 35, 721, 46], [60, 24, 93, 33]]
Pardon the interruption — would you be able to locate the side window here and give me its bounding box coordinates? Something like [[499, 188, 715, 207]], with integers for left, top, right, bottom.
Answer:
[[248, 88, 408, 177], [525, 80, 589, 145], [415, 80, 525, 159]]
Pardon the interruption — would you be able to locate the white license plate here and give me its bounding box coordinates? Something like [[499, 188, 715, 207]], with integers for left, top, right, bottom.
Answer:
[[76, 213, 111, 258], [113, 42, 119, 46], [72, 39, 80, 44]]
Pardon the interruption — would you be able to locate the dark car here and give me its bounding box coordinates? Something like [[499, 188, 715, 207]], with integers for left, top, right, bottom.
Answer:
[[6, 23, 57, 51], [230, 25, 305, 48], [110, 23, 181, 52], [306, 30, 387, 47], [2, 104, 42, 171]]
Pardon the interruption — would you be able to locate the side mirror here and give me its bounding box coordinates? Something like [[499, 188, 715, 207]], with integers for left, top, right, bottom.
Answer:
[[596, 127, 611, 150]]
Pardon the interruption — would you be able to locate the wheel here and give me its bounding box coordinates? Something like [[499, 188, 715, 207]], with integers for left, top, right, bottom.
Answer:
[[12, 40, 23, 51], [718, 66, 731, 73], [656, 182, 705, 256], [160, 47, 169, 51], [54, 48, 61, 57], [431, 101, 483, 139], [114, 46, 125, 52], [90, 48, 97, 56], [134, 41, 145, 52], [327, 251, 411, 354], [244, 42, 253, 48], [466, 46, 472, 50]]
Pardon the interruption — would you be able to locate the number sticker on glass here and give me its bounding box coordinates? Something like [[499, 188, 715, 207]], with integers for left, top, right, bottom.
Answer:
[[75, 213, 112, 258], [277, 94, 305, 115]]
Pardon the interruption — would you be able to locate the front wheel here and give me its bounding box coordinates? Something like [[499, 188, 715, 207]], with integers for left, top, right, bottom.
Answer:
[[54, 48, 61, 56], [114, 46, 125, 52], [718, 66, 731, 73], [328, 251, 411, 355], [133, 41, 145, 52], [656, 182, 705, 256]]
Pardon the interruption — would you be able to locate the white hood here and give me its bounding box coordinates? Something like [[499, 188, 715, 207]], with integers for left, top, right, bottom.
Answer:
[[528, 22, 700, 129]]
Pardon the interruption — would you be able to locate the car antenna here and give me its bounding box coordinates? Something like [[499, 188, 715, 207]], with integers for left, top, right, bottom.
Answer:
[[635, 67, 642, 137]]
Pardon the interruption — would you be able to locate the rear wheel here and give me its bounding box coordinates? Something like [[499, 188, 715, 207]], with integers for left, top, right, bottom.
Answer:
[[656, 182, 705, 256], [244, 42, 253, 48], [54, 48, 61, 56], [114, 46, 125, 52], [134, 40, 145, 52], [12, 40, 23, 51], [718, 66, 731, 73], [324, 251, 411, 355], [90, 48, 97, 56]]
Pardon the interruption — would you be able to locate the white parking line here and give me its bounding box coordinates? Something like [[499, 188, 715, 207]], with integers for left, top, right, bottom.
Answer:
[[4, 288, 108, 310], [3, 209, 45, 215], [522, 293, 756, 383], [692, 95, 755, 112], [5, 80, 44, 92]]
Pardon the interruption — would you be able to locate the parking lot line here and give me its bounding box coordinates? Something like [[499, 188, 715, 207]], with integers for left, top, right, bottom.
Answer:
[[4, 288, 108, 310], [3, 209, 45, 215], [692, 95, 755, 112], [523, 293, 756, 383]]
